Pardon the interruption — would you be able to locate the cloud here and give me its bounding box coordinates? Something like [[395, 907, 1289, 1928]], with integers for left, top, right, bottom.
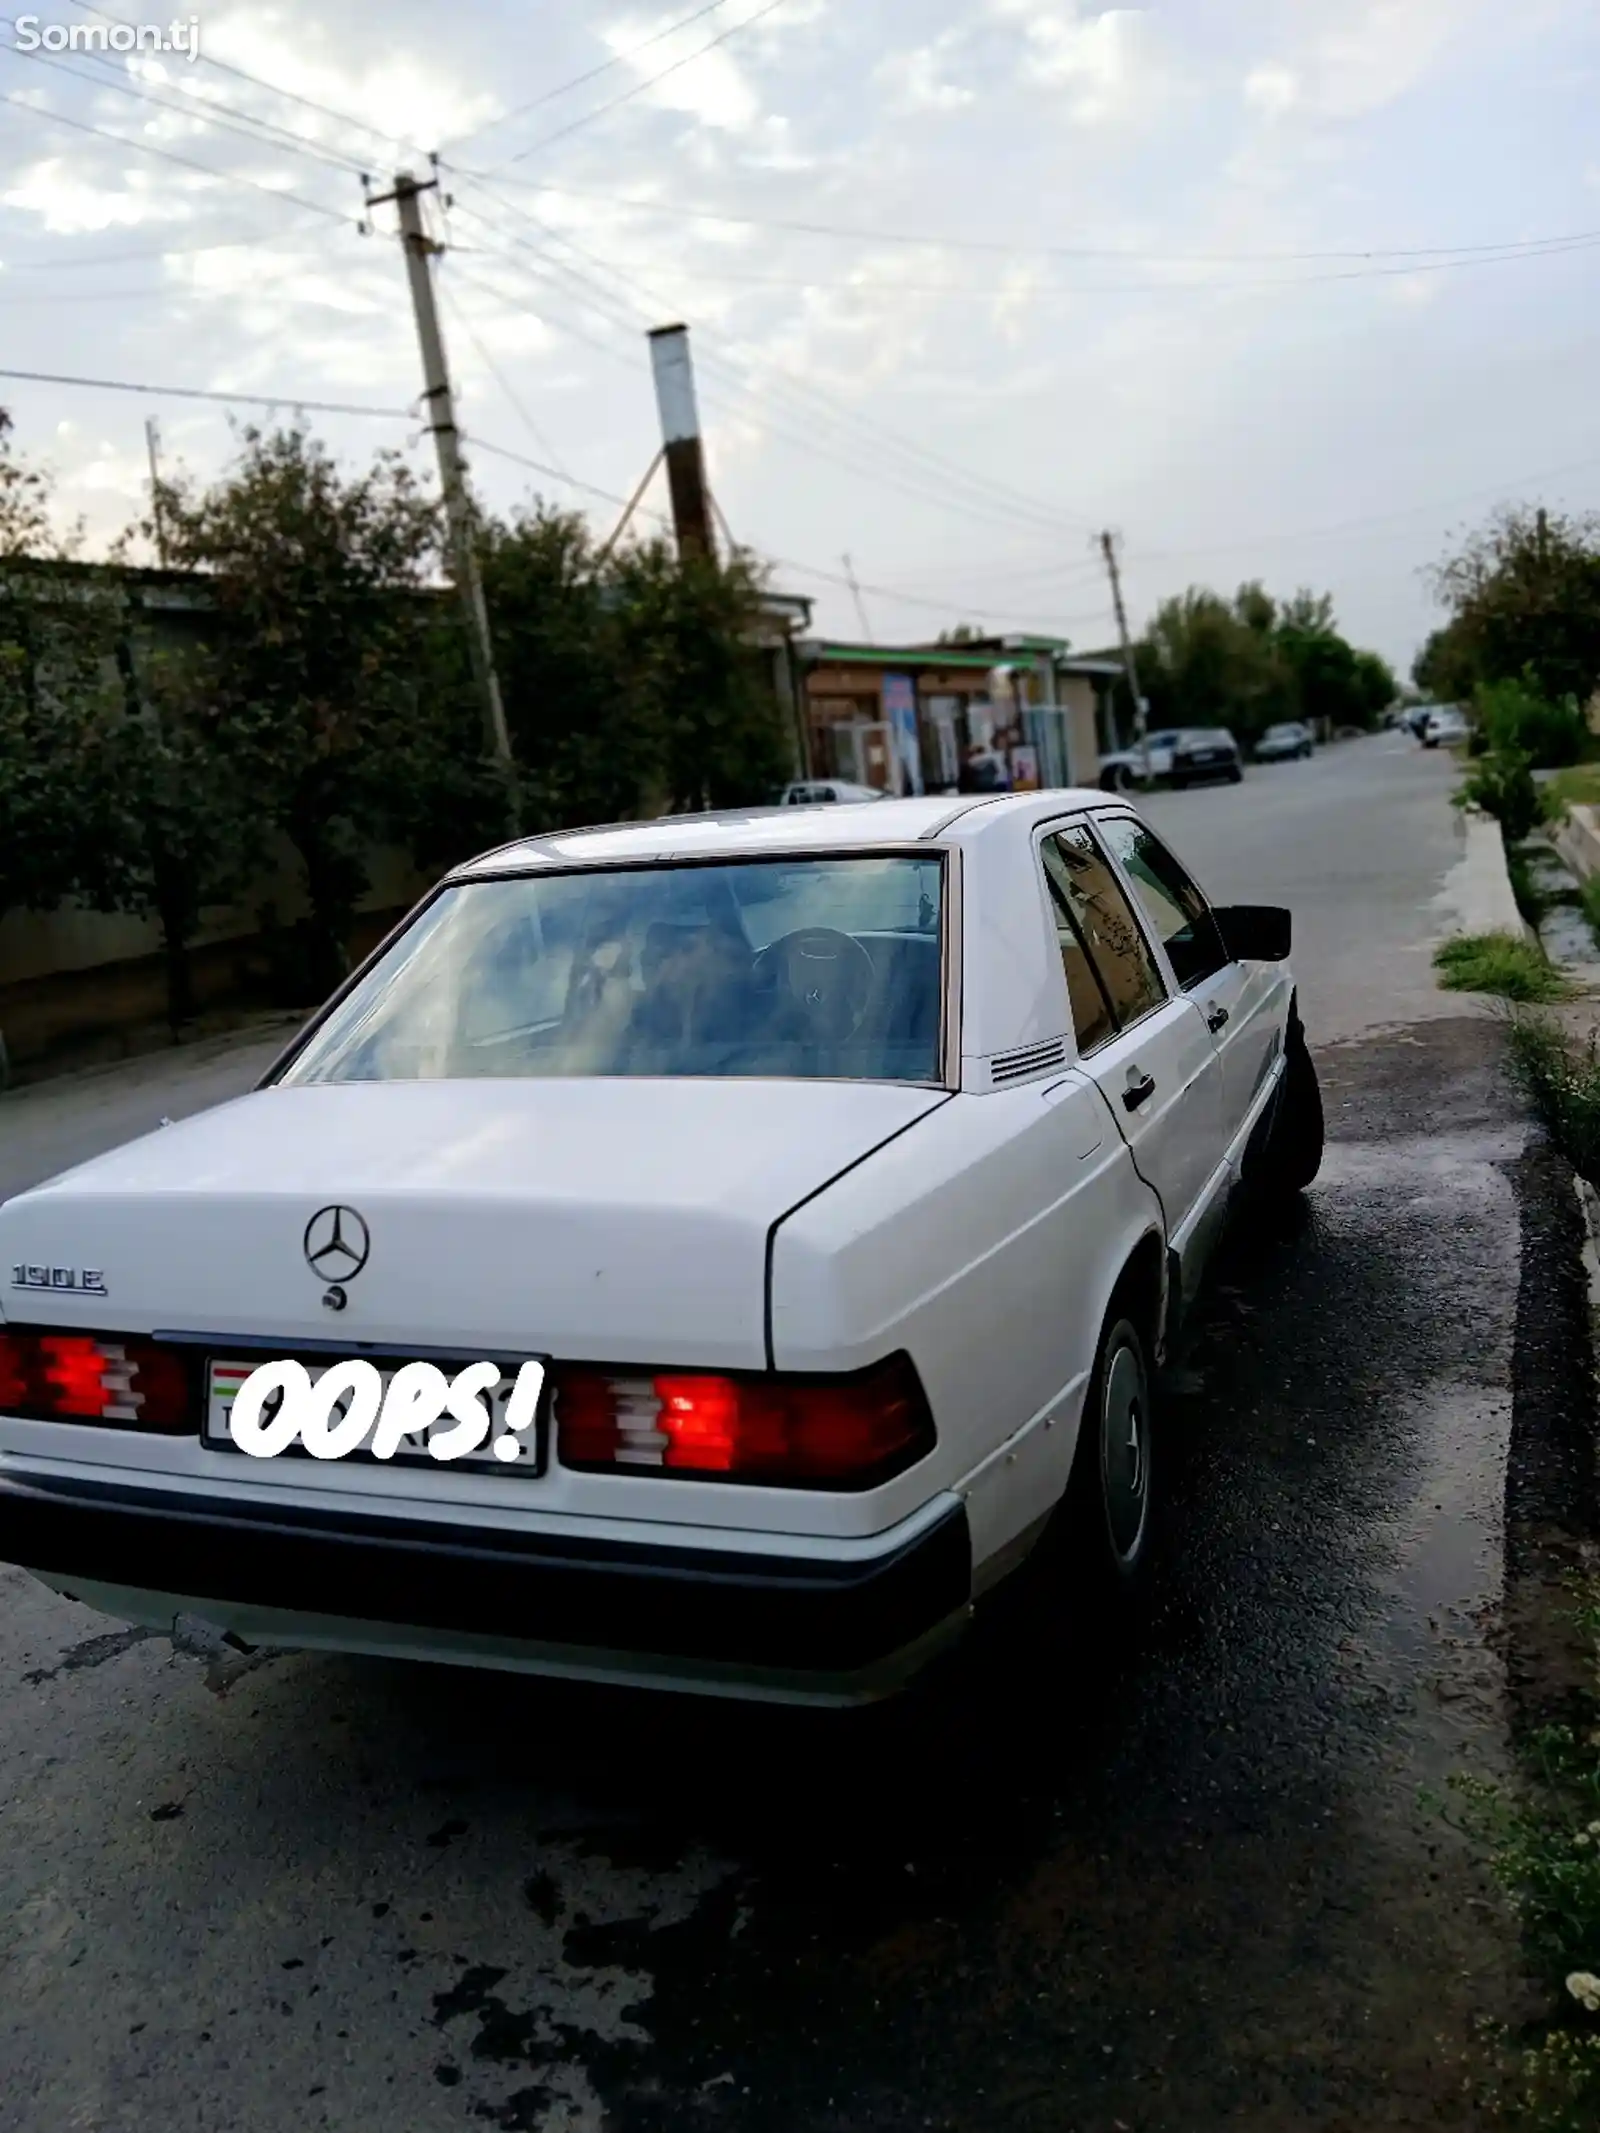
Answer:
[[202, 4, 498, 153], [599, 0, 803, 136], [1255, 0, 1486, 122], [990, 1, 1168, 126], [877, 33, 977, 114], [1243, 63, 1300, 116]]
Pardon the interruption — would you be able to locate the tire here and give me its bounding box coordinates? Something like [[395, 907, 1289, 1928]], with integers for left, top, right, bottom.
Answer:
[[1257, 1014, 1324, 1197], [1061, 1304, 1159, 1606], [1227, 766, 1243, 784]]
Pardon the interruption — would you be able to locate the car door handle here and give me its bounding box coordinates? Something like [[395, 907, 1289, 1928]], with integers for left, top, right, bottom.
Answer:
[[1122, 1069, 1157, 1113], [1208, 1006, 1230, 1033]]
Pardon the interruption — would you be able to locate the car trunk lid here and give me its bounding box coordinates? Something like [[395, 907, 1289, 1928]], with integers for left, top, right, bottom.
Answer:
[[1, 1079, 948, 1370]]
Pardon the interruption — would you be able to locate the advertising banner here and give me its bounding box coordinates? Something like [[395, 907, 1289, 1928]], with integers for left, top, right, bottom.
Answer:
[[882, 673, 924, 796]]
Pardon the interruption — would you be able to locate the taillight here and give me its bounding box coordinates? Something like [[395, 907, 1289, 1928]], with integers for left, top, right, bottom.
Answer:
[[554, 1355, 934, 1489], [0, 1331, 191, 1432]]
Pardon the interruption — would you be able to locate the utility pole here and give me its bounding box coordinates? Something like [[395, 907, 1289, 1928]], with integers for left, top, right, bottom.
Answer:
[[145, 417, 168, 566], [369, 168, 517, 822], [841, 554, 873, 643], [1099, 529, 1148, 781], [647, 324, 716, 563]]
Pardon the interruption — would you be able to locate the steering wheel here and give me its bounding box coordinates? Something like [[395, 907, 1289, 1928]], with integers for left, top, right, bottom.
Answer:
[[753, 928, 877, 1041]]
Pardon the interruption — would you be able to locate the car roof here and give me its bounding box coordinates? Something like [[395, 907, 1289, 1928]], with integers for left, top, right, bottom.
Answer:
[[449, 791, 1115, 875]]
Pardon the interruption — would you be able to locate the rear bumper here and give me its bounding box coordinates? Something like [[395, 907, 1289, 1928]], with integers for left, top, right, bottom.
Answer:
[[0, 1467, 972, 1691]]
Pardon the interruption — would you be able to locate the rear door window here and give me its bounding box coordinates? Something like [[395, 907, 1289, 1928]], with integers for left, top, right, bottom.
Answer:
[[1040, 824, 1167, 1046], [1094, 816, 1230, 991]]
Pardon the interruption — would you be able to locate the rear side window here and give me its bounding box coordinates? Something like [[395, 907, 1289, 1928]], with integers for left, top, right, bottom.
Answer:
[[1095, 816, 1229, 991], [1040, 825, 1167, 1050]]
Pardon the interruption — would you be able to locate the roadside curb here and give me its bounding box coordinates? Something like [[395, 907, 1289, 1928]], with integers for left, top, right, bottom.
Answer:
[[1554, 800, 1600, 887], [1572, 1176, 1600, 1499], [0, 1013, 304, 1107], [1575, 1175, 1600, 1324], [1443, 807, 1536, 944]]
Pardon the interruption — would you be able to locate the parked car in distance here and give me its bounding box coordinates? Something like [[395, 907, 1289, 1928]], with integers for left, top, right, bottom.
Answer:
[[1254, 722, 1314, 763], [778, 779, 888, 805], [1404, 702, 1453, 741], [0, 793, 1323, 1708], [1421, 707, 1471, 750], [1168, 729, 1244, 789], [1098, 729, 1183, 792]]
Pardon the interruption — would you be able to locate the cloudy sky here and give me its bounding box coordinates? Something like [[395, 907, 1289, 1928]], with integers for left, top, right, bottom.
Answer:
[[1, 0, 1597, 671]]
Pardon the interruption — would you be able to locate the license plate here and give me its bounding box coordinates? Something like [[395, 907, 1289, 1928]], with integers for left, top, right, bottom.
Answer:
[[203, 1357, 546, 1473]]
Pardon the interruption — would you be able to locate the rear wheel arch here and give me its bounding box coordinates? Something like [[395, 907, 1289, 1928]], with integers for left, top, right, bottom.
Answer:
[[1108, 1227, 1167, 1366]]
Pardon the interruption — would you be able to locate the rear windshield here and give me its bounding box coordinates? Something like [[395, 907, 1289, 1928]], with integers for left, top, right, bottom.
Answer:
[[277, 856, 947, 1087]]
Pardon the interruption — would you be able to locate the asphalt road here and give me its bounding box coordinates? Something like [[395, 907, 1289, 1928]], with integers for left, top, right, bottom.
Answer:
[[1, 735, 1590, 2133]]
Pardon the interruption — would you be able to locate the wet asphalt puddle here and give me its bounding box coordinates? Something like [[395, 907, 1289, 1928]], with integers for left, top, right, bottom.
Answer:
[[0, 1017, 1587, 2133]]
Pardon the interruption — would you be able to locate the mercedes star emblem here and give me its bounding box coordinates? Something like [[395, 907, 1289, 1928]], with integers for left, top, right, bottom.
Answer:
[[303, 1205, 371, 1286]]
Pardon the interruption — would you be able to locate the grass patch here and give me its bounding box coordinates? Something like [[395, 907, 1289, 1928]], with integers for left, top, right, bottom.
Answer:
[[1541, 765, 1600, 823], [1507, 1014, 1600, 1182], [1448, 1578, 1600, 2131], [1434, 933, 1571, 1003]]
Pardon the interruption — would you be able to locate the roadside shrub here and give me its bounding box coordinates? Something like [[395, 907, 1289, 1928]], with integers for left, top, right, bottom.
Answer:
[[1458, 747, 1543, 843], [1480, 675, 1591, 770], [1449, 1579, 1600, 2133], [1434, 934, 1569, 1003], [1507, 845, 1551, 928], [1507, 1015, 1600, 1180]]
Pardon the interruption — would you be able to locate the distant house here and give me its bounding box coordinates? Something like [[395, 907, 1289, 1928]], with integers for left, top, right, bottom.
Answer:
[[796, 632, 1119, 792]]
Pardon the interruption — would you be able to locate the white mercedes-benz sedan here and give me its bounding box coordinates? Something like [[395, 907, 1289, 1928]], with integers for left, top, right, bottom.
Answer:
[[0, 793, 1323, 1706]]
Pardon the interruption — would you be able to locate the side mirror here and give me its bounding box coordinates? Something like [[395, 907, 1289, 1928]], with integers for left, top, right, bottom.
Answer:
[[1215, 905, 1291, 962]]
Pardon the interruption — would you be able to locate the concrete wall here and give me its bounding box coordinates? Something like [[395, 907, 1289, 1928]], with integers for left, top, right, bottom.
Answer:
[[0, 841, 438, 1068], [1059, 678, 1101, 788]]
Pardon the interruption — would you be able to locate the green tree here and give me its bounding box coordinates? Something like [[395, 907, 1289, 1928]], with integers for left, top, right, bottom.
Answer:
[[1413, 622, 1478, 701], [155, 426, 444, 995], [1277, 587, 1338, 635], [1233, 581, 1277, 635], [1352, 648, 1399, 723], [99, 621, 260, 1030], [1429, 504, 1600, 704], [479, 506, 650, 833], [0, 415, 120, 941], [1139, 588, 1291, 743], [611, 540, 790, 813]]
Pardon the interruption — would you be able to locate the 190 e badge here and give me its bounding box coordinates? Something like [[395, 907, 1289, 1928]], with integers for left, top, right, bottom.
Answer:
[[10, 1265, 107, 1296]]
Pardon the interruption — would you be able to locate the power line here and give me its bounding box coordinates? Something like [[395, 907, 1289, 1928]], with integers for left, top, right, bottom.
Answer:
[[441, 235, 1600, 297], [476, 171, 1600, 267], [1, 90, 357, 226], [0, 364, 414, 420], [492, 0, 791, 171], [439, 1, 731, 158], [61, 0, 416, 161], [466, 431, 1109, 631], [0, 226, 333, 270], [455, 217, 1096, 543], [2, 26, 369, 175], [446, 186, 1105, 540], [468, 432, 673, 521], [1140, 447, 1600, 565], [438, 276, 574, 482]]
